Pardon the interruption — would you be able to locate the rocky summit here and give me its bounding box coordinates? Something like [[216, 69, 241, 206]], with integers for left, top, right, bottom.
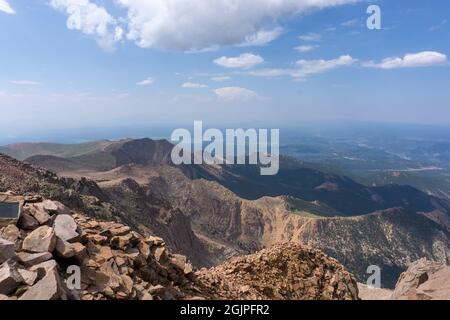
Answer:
[[0, 194, 360, 300]]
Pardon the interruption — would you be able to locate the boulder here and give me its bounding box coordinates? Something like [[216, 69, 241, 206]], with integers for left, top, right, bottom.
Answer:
[[22, 226, 56, 253], [29, 260, 58, 278], [110, 234, 132, 250], [26, 205, 50, 225], [18, 269, 38, 286], [0, 260, 23, 295], [72, 242, 87, 262], [392, 259, 450, 300], [34, 200, 64, 215], [18, 212, 39, 230], [0, 224, 20, 243], [100, 225, 131, 238], [55, 238, 75, 258], [17, 252, 52, 266], [19, 268, 65, 300], [54, 214, 79, 242], [0, 238, 15, 264]]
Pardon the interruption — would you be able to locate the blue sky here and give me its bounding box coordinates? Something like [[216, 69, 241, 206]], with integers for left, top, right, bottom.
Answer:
[[0, 0, 449, 142]]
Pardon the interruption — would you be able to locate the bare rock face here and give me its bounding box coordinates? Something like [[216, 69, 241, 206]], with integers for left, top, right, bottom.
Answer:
[[192, 243, 359, 300], [17, 252, 52, 266], [0, 225, 20, 243], [0, 238, 15, 264], [22, 226, 56, 253], [392, 259, 450, 300], [54, 214, 79, 242], [1, 195, 363, 301], [0, 260, 23, 295], [19, 268, 64, 300]]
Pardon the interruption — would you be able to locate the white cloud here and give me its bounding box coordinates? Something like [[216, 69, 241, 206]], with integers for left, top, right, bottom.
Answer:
[[0, 0, 14, 14], [181, 82, 208, 89], [248, 55, 355, 79], [136, 77, 154, 86], [211, 76, 231, 82], [363, 51, 448, 69], [295, 45, 318, 53], [10, 80, 40, 85], [239, 27, 283, 47], [214, 53, 264, 69], [115, 0, 356, 51], [299, 32, 321, 41], [214, 86, 258, 101], [49, 0, 123, 50]]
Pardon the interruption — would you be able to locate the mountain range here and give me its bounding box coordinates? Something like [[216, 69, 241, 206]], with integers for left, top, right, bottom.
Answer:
[[1, 138, 449, 288]]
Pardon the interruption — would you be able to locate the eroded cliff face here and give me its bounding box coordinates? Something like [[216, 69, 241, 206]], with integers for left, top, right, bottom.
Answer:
[[0, 196, 359, 301], [112, 167, 448, 288]]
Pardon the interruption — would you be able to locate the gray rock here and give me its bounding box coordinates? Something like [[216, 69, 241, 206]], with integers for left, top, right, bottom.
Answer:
[[18, 269, 38, 286], [27, 206, 50, 225], [17, 252, 52, 266], [29, 260, 58, 279], [22, 226, 56, 253], [0, 260, 23, 295], [36, 200, 70, 215], [0, 238, 15, 264], [0, 224, 20, 243], [392, 259, 450, 300], [54, 214, 79, 242], [55, 238, 75, 258], [19, 268, 64, 300], [18, 212, 39, 230]]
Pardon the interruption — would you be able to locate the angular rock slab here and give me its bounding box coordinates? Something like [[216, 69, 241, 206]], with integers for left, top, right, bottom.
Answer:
[[22, 225, 56, 253], [0, 238, 15, 264], [54, 214, 79, 242], [17, 252, 52, 266], [19, 268, 65, 300], [0, 260, 23, 295]]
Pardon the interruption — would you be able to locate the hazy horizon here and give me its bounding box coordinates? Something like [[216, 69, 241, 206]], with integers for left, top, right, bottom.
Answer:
[[1, 120, 449, 146]]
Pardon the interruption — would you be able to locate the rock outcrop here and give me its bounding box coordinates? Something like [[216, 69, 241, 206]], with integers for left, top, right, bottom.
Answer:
[[0, 195, 360, 300], [192, 243, 359, 300], [391, 259, 450, 300]]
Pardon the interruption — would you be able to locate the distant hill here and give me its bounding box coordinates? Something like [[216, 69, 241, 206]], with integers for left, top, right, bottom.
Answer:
[[1, 142, 449, 288], [0, 140, 117, 160], [17, 138, 450, 216]]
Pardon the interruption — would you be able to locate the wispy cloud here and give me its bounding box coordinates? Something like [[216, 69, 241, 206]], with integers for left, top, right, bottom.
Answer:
[[299, 32, 321, 42], [10, 80, 40, 85], [211, 76, 231, 82], [363, 51, 448, 69], [341, 19, 359, 27], [294, 45, 318, 53], [239, 27, 283, 47], [248, 55, 355, 80], [181, 82, 208, 89], [0, 0, 14, 14], [136, 77, 154, 86], [214, 86, 259, 101], [116, 92, 130, 99], [429, 19, 448, 31], [214, 53, 264, 69]]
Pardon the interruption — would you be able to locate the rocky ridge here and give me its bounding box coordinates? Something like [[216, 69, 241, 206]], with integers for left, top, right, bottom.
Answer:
[[0, 195, 360, 300]]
